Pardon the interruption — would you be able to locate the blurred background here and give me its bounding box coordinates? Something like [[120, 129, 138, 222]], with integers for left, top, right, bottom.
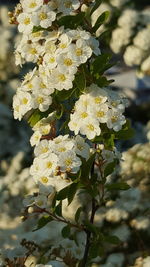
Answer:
[[0, 1, 150, 266]]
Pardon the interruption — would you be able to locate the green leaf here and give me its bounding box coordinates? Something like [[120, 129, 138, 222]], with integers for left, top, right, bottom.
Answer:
[[75, 207, 83, 223], [57, 184, 71, 201], [104, 235, 121, 245], [93, 11, 110, 32], [56, 104, 64, 119], [90, 53, 112, 76], [90, 0, 102, 15], [32, 25, 44, 33], [114, 119, 135, 140], [80, 153, 96, 182], [103, 133, 115, 149], [106, 182, 130, 191], [58, 12, 85, 29], [74, 70, 86, 92], [95, 76, 114, 87], [56, 88, 76, 101], [55, 201, 62, 217], [67, 182, 79, 205], [84, 220, 99, 235], [104, 160, 117, 178], [33, 216, 53, 231], [62, 225, 71, 238]]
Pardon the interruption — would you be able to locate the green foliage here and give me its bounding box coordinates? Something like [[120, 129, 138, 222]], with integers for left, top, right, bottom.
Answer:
[[33, 216, 53, 231], [92, 11, 110, 32], [61, 224, 71, 238], [56, 182, 79, 205], [90, 0, 102, 15], [106, 182, 130, 191], [75, 207, 83, 223], [57, 12, 85, 29], [114, 119, 135, 140], [104, 159, 118, 178]]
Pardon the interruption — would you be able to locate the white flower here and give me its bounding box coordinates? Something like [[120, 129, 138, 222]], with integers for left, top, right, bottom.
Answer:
[[49, 69, 74, 91], [34, 194, 48, 208], [32, 5, 56, 28], [30, 131, 42, 146], [57, 0, 80, 15], [56, 52, 78, 74], [59, 151, 81, 173], [41, 153, 58, 176], [74, 135, 90, 160], [43, 52, 57, 70], [106, 110, 126, 131], [34, 140, 51, 158], [80, 117, 101, 140], [69, 39, 92, 64], [17, 13, 34, 34], [87, 36, 101, 56], [32, 93, 52, 112], [22, 0, 43, 13], [92, 103, 109, 123], [13, 90, 33, 120]]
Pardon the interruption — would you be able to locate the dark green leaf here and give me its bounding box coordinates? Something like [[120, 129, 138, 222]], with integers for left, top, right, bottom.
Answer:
[[104, 235, 121, 244], [106, 182, 130, 191], [114, 119, 134, 140], [56, 104, 64, 119], [90, 0, 102, 15], [55, 201, 62, 217], [80, 153, 96, 182], [62, 225, 71, 238], [58, 12, 85, 29], [104, 160, 117, 178], [75, 207, 83, 223], [67, 182, 79, 205], [33, 216, 53, 231], [55, 88, 76, 101], [32, 25, 44, 33], [74, 70, 86, 92], [57, 185, 70, 201], [93, 11, 110, 32], [90, 53, 112, 76]]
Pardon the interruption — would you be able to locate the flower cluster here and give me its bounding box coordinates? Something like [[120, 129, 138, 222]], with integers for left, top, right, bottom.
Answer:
[[110, 7, 150, 72], [13, 25, 100, 120], [29, 134, 90, 199], [69, 84, 127, 139]]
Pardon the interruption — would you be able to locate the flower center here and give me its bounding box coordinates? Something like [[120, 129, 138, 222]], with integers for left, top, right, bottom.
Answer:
[[64, 58, 73, 66], [29, 2, 37, 8], [24, 17, 31, 25], [111, 116, 118, 123], [58, 74, 66, 82], [41, 176, 49, 183], [87, 124, 94, 131], [97, 111, 105, 117], [22, 98, 28, 105], [76, 48, 83, 56], [46, 161, 52, 169], [39, 12, 47, 20], [37, 96, 44, 104], [65, 158, 73, 166], [29, 48, 37, 55], [95, 97, 102, 104], [81, 112, 88, 118]]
